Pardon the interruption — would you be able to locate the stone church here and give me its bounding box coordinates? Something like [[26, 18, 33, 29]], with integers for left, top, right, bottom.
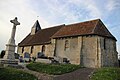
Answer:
[[18, 19, 118, 68]]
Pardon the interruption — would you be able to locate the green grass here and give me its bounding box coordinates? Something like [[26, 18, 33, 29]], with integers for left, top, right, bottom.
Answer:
[[26, 62, 82, 75], [0, 67, 38, 80], [90, 67, 120, 80]]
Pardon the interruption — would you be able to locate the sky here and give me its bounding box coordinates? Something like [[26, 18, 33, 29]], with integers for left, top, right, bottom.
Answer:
[[0, 0, 120, 54]]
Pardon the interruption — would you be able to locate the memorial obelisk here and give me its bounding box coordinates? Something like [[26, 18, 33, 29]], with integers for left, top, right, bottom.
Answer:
[[3, 17, 20, 60]]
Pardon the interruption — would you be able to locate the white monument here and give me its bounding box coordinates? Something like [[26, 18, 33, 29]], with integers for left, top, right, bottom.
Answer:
[[3, 17, 20, 60]]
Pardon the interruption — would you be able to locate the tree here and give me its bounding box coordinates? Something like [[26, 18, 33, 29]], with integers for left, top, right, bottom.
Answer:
[[0, 50, 5, 58]]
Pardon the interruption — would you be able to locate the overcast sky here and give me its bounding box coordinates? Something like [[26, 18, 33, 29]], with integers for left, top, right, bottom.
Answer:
[[0, 0, 120, 54]]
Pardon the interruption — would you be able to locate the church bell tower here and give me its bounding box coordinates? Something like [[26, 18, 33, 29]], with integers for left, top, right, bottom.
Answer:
[[31, 20, 41, 35]]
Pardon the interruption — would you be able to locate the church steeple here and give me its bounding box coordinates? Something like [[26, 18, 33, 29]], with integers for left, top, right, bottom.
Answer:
[[31, 20, 41, 35]]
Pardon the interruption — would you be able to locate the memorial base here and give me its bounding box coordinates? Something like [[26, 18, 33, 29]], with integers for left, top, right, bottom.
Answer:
[[0, 59, 18, 67]]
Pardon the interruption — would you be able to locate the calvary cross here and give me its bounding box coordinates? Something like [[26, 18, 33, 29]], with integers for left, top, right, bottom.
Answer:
[[10, 17, 20, 40]]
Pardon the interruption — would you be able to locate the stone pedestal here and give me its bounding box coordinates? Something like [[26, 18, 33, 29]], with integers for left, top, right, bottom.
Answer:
[[4, 43, 16, 60]]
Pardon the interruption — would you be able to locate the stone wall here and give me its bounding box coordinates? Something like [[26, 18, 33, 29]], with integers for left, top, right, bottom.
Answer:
[[79, 35, 118, 68], [17, 47, 22, 54], [18, 44, 53, 58], [81, 36, 98, 68], [31, 46, 41, 57], [99, 37, 118, 67], [55, 36, 99, 67], [44, 44, 54, 57], [17, 46, 31, 57], [55, 37, 80, 64], [55, 35, 118, 68]]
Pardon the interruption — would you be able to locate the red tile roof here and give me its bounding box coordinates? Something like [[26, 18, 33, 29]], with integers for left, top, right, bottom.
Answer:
[[18, 19, 116, 47], [52, 19, 115, 40], [18, 25, 64, 46]]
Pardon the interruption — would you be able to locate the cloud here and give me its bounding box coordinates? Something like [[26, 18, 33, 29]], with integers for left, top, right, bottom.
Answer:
[[67, 0, 102, 18], [28, 0, 120, 25], [42, 0, 81, 23], [106, 0, 120, 12], [35, 0, 97, 25]]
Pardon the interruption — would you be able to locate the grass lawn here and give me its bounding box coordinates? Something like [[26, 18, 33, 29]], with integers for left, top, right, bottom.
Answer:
[[90, 67, 120, 80], [26, 62, 82, 75], [0, 67, 38, 80]]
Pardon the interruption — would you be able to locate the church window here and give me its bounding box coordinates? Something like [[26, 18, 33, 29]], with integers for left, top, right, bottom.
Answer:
[[22, 47, 24, 53], [31, 46, 34, 53], [103, 38, 106, 49], [42, 45, 45, 53], [65, 40, 69, 50]]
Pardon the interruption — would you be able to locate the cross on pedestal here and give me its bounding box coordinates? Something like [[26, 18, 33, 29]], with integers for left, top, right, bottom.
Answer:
[[3, 17, 20, 60]]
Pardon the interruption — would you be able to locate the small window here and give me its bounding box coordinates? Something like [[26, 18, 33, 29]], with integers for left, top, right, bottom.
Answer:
[[42, 45, 45, 53], [65, 40, 69, 50], [104, 38, 106, 49], [22, 47, 24, 53], [31, 46, 34, 53]]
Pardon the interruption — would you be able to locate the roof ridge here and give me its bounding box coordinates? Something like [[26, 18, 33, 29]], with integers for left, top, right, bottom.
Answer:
[[65, 19, 100, 26], [41, 24, 65, 30]]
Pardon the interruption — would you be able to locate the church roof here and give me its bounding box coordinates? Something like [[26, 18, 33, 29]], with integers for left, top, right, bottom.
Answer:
[[52, 19, 115, 40], [18, 25, 64, 46], [18, 19, 116, 47]]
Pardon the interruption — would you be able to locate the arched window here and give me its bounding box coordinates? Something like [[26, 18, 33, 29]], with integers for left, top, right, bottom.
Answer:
[[65, 40, 69, 50], [42, 45, 45, 53], [22, 47, 24, 53], [103, 38, 106, 49], [31, 46, 34, 53]]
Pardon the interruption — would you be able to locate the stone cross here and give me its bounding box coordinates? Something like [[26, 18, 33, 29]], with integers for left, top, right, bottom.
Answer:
[[3, 17, 20, 60], [10, 17, 20, 40]]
